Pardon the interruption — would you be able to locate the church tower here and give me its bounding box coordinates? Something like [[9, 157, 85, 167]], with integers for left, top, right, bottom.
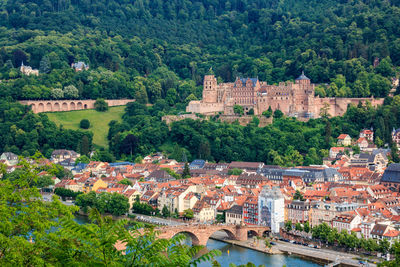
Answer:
[[203, 75, 218, 103]]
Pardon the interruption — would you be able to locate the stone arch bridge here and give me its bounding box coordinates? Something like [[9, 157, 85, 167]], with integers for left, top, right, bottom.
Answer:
[[19, 99, 135, 113], [156, 224, 270, 246]]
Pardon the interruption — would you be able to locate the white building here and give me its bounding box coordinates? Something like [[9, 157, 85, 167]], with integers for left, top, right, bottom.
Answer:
[[258, 186, 284, 234]]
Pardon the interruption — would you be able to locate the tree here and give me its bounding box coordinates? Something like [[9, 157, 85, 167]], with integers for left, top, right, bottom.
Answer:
[[375, 136, 384, 148], [228, 168, 243, 175], [80, 119, 90, 129], [247, 108, 254, 115], [380, 241, 400, 266], [182, 162, 191, 178], [79, 135, 90, 156], [134, 155, 143, 163], [262, 106, 273, 118], [165, 88, 178, 106], [0, 159, 76, 265], [51, 88, 64, 99], [295, 222, 303, 231], [273, 109, 283, 119], [75, 155, 90, 164], [50, 209, 221, 266], [63, 85, 79, 99], [35, 175, 55, 188], [285, 220, 292, 232], [183, 209, 194, 220], [108, 193, 130, 216], [94, 98, 108, 112], [162, 205, 171, 218], [233, 105, 244, 116], [120, 134, 138, 158], [54, 187, 82, 200], [304, 221, 310, 233], [39, 55, 51, 74], [379, 239, 391, 255], [293, 190, 304, 201], [133, 77, 149, 104], [119, 179, 132, 186]]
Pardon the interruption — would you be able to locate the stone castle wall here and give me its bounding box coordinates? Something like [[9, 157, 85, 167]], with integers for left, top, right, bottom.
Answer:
[[19, 99, 135, 113], [187, 75, 384, 118]]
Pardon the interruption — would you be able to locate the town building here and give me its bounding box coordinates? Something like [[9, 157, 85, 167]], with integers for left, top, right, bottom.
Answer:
[[258, 186, 285, 234], [0, 152, 18, 166], [337, 134, 352, 146], [392, 128, 400, 148], [287, 200, 311, 224], [380, 163, 400, 191], [186, 74, 383, 118], [50, 149, 80, 167], [20, 62, 39, 76], [193, 199, 215, 222], [331, 214, 362, 234], [225, 205, 243, 225], [310, 202, 360, 227], [356, 137, 369, 150], [71, 61, 89, 71], [243, 196, 258, 225], [370, 224, 400, 244], [360, 129, 374, 142]]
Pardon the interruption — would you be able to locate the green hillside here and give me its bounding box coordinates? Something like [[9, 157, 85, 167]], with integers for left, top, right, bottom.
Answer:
[[46, 106, 126, 148]]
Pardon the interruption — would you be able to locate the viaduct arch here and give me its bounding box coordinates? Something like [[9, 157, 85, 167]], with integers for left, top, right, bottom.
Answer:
[[19, 99, 135, 113], [156, 224, 270, 246]]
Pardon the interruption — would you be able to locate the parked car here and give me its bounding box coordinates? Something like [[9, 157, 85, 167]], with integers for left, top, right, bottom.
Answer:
[[289, 240, 295, 244], [270, 242, 277, 246]]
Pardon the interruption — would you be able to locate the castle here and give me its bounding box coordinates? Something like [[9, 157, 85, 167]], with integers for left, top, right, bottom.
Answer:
[[20, 62, 39, 76], [186, 73, 384, 118]]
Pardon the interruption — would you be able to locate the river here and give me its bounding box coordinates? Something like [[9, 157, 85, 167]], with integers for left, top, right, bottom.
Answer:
[[74, 215, 321, 267], [199, 238, 321, 267]]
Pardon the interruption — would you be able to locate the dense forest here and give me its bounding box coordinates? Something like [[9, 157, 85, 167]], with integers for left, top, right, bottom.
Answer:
[[0, 0, 399, 102], [0, 100, 93, 157], [2, 0, 400, 161]]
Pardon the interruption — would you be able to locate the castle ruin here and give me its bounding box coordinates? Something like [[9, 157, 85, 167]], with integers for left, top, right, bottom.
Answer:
[[187, 73, 384, 118]]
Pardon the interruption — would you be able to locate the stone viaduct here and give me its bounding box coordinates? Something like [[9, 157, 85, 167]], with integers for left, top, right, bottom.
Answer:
[[19, 99, 135, 113], [156, 224, 270, 246]]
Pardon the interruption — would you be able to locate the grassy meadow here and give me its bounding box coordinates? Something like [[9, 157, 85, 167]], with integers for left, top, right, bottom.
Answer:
[[46, 105, 126, 148]]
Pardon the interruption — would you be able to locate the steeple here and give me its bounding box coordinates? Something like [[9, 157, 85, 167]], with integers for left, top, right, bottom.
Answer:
[[296, 71, 310, 81]]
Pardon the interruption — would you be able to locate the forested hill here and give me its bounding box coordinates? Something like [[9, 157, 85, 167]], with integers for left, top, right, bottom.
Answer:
[[0, 0, 400, 101]]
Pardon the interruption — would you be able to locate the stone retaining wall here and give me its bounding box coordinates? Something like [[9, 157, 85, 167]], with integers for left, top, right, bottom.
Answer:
[[19, 99, 135, 113]]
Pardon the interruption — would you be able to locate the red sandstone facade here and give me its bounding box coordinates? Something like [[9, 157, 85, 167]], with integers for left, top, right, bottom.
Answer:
[[187, 73, 383, 118], [19, 99, 135, 113]]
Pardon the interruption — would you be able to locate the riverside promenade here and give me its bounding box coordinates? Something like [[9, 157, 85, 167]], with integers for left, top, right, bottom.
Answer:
[[211, 233, 377, 267]]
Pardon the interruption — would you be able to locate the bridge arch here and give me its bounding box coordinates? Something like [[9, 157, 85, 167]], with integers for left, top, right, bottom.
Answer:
[[207, 228, 236, 241], [247, 229, 260, 238], [172, 230, 201, 246], [77, 102, 83, 109], [70, 102, 76, 110], [62, 102, 68, 111]]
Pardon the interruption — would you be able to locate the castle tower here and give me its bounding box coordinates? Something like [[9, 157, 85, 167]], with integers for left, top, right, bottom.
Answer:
[[203, 75, 218, 103], [295, 71, 311, 86]]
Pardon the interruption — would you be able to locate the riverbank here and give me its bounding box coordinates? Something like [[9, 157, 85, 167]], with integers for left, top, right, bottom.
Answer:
[[210, 232, 282, 255], [210, 233, 376, 267]]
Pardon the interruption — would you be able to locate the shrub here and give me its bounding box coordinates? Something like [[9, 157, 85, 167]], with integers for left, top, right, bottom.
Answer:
[[94, 98, 108, 112], [80, 119, 90, 129]]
